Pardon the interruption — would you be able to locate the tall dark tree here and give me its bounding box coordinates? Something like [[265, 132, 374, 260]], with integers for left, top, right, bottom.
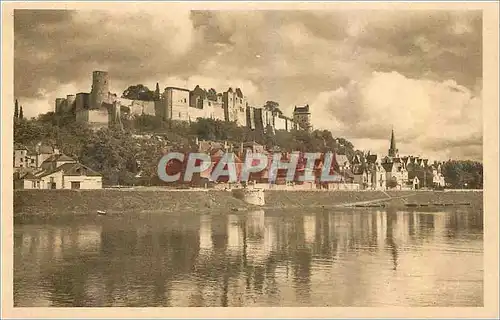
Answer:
[[122, 84, 155, 101], [264, 101, 283, 115], [155, 82, 160, 100], [19, 106, 24, 119], [14, 99, 19, 119]]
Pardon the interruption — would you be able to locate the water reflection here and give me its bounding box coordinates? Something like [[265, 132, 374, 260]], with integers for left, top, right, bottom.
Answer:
[[14, 208, 483, 307]]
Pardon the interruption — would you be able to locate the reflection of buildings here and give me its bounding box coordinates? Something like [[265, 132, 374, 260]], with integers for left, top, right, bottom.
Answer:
[[14, 207, 481, 307], [376, 211, 388, 249], [227, 215, 243, 256], [18, 225, 102, 259], [303, 215, 316, 245], [199, 215, 213, 252], [432, 212, 447, 239], [245, 210, 266, 264], [395, 211, 411, 244], [264, 216, 278, 253]]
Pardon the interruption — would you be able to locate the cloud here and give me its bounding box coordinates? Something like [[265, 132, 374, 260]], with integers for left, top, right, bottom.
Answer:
[[311, 71, 482, 160], [13, 9, 482, 160]]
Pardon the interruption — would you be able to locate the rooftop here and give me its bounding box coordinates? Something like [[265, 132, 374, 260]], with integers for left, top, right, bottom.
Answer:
[[294, 104, 310, 113], [165, 86, 190, 92], [38, 162, 101, 178]]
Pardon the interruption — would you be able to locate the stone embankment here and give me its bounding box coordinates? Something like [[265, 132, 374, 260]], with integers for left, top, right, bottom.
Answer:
[[14, 189, 483, 223]]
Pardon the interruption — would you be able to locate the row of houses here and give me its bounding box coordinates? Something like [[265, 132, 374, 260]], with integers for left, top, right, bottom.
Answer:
[[348, 153, 446, 190], [54, 71, 313, 133], [347, 130, 446, 190], [182, 135, 445, 190], [13, 143, 102, 189]]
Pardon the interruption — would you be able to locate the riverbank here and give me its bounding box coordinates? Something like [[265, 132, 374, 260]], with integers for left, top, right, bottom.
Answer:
[[14, 189, 483, 223]]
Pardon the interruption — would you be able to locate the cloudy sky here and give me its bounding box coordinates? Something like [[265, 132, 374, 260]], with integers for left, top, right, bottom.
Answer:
[[14, 9, 482, 160]]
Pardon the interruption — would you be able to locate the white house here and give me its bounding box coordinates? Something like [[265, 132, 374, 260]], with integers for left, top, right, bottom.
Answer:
[[37, 162, 102, 189], [14, 153, 102, 190], [432, 164, 446, 187]]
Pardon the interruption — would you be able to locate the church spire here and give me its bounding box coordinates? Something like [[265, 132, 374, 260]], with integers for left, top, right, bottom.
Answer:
[[388, 128, 398, 157]]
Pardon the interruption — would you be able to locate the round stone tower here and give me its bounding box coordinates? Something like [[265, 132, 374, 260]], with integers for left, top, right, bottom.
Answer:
[[65, 95, 76, 112], [90, 71, 109, 109], [55, 98, 65, 113]]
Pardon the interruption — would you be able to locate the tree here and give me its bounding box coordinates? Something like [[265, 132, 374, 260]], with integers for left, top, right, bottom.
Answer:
[[154, 83, 160, 100], [441, 160, 483, 189], [264, 101, 283, 115], [19, 106, 24, 120], [122, 84, 155, 101], [14, 99, 19, 119]]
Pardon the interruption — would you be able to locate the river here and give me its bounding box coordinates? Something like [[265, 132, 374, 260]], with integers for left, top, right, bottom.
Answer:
[[14, 207, 483, 307]]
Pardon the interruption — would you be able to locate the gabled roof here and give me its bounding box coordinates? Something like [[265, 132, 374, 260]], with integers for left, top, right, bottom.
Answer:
[[382, 162, 394, 172], [191, 85, 207, 99], [22, 172, 40, 180], [38, 162, 101, 178], [366, 154, 378, 164], [16, 171, 40, 180], [63, 163, 101, 176], [42, 153, 75, 164], [235, 88, 243, 98]]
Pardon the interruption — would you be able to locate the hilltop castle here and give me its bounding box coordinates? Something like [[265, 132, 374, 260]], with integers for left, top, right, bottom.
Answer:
[[54, 71, 312, 133]]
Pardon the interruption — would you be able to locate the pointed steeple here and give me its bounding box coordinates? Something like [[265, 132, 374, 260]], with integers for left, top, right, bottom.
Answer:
[[388, 127, 398, 157], [154, 82, 160, 100]]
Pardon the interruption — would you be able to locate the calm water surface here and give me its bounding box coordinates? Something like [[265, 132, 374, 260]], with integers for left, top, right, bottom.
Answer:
[[14, 208, 483, 307]]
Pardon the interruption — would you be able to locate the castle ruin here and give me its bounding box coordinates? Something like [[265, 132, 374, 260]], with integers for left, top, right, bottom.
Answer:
[[55, 71, 310, 133]]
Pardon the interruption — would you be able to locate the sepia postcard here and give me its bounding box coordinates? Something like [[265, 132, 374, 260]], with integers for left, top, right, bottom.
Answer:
[[2, 1, 499, 319]]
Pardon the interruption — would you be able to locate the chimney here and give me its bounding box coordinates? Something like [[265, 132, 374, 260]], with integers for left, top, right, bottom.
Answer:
[[53, 147, 60, 155]]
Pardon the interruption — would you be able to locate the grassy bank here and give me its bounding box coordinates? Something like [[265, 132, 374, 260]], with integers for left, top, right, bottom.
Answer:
[[14, 190, 247, 222], [14, 189, 483, 223]]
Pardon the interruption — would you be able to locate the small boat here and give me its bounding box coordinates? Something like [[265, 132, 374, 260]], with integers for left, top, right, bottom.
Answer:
[[405, 203, 418, 207], [97, 210, 107, 215]]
